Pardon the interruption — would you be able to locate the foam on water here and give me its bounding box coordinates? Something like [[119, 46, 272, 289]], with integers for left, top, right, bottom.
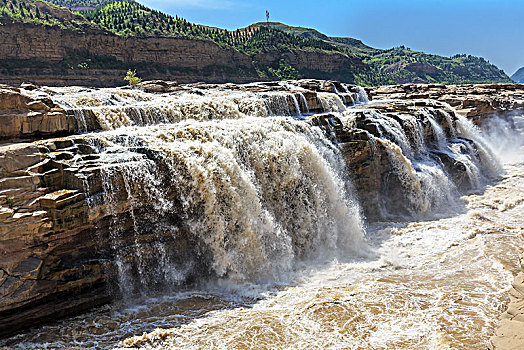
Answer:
[[2, 85, 520, 349], [120, 147, 524, 350], [82, 117, 366, 291]]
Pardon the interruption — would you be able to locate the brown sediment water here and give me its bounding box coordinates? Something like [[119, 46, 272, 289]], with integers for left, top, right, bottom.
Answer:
[[119, 149, 523, 350], [0, 84, 522, 349]]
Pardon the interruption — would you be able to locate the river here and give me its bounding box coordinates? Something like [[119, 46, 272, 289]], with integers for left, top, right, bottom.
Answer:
[[0, 85, 522, 350]]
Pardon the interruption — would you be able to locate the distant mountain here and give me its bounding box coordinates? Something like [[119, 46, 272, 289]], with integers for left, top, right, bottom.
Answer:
[[511, 67, 524, 83], [0, 0, 513, 86]]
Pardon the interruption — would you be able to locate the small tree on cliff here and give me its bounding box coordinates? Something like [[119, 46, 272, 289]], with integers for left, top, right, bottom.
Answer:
[[124, 69, 141, 86]]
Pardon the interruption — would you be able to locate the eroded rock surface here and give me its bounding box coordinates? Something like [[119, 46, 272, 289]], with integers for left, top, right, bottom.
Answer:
[[367, 83, 524, 123], [0, 80, 516, 338]]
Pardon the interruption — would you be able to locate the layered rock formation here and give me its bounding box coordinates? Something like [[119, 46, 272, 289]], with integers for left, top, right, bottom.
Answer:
[[0, 21, 366, 87], [367, 83, 524, 123], [0, 80, 512, 338], [0, 142, 112, 337], [0, 84, 81, 141]]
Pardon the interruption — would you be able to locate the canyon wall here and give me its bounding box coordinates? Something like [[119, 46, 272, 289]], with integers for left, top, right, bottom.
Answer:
[[0, 80, 513, 337], [0, 23, 364, 87]]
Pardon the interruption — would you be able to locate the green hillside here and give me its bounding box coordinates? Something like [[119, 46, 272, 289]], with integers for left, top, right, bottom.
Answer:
[[0, 0, 513, 85], [255, 22, 512, 85], [77, 1, 340, 55], [0, 0, 99, 30], [511, 67, 524, 83], [46, 0, 110, 10]]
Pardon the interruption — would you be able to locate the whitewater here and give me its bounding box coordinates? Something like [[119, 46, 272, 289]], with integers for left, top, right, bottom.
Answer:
[[1, 83, 522, 349]]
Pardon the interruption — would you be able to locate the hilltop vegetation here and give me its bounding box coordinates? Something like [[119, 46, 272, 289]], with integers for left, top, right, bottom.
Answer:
[[0, 0, 513, 85], [256, 22, 511, 85], [0, 0, 100, 31], [77, 0, 339, 55]]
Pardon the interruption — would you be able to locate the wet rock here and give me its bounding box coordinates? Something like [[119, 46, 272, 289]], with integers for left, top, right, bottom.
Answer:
[[137, 80, 179, 93], [19, 82, 40, 91], [0, 88, 74, 141], [367, 83, 524, 123]]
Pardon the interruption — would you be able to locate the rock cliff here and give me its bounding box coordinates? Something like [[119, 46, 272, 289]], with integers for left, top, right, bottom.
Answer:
[[0, 80, 515, 337], [0, 22, 258, 86], [0, 21, 366, 87]]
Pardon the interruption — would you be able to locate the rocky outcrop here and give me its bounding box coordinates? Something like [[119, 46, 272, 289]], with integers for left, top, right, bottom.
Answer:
[[0, 80, 513, 337], [0, 85, 84, 141], [0, 141, 107, 336], [0, 22, 365, 87], [367, 83, 524, 123]]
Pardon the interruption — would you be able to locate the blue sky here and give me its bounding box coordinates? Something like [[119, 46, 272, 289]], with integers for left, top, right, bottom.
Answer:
[[139, 0, 523, 75]]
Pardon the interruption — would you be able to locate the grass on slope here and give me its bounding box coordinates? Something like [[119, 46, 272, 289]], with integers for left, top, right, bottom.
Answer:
[[0, 0, 101, 31], [256, 22, 512, 85]]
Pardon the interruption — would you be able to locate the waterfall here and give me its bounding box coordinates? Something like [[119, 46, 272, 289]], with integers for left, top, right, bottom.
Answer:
[[298, 92, 310, 114], [291, 94, 302, 115], [79, 117, 365, 292], [5, 81, 519, 350], [317, 92, 346, 112], [42, 84, 502, 291], [338, 100, 501, 219], [355, 86, 369, 103]]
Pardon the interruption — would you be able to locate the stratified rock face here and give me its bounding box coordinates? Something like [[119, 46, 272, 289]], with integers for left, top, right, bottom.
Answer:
[[0, 80, 506, 337], [0, 22, 365, 87], [0, 85, 84, 141], [367, 83, 524, 123], [0, 22, 257, 86], [0, 141, 107, 336]]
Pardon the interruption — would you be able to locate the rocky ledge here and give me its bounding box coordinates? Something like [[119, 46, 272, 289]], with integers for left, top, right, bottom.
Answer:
[[0, 79, 362, 141], [0, 80, 520, 338], [367, 83, 524, 123]]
